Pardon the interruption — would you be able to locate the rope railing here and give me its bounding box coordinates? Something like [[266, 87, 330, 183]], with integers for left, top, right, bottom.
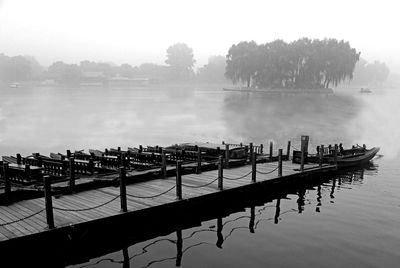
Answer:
[[53, 195, 120, 212], [126, 185, 176, 199], [255, 165, 279, 175], [223, 170, 252, 181], [0, 208, 45, 227], [182, 177, 219, 189]]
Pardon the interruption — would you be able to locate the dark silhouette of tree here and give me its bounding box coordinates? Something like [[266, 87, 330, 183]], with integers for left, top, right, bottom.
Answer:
[[225, 41, 260, 87], [225, 38, 360, 89], [165, 43, 196, 81]]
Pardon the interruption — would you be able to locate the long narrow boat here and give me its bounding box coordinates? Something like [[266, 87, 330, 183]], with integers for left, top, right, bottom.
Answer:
[[308, 147, 380, 168]]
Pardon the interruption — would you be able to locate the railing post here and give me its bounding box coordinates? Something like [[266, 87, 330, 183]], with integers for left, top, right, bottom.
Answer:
[[43, 175, 55, 229], [300, 143, 305, 172], [69, 157, 75, 192], [161, 149, 167, 178], [278, 149, 283, 177], [119, 167, 127, 212], [3, 163, 11, 196], [176, 161, 182, 200], [196, 147, 202, 174], [319, 145, 324, 168], [269, 142, 273, 161], [286, 141, 291, 161], [249, 142, 253, 163], [218, 155, 223, 190], [225, 144, 230, 168], [251, 146, 256, 183], [334, 144, 338, 168]]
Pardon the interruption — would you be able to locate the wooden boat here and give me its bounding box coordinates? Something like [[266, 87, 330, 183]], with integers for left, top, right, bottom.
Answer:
[[307, 146, 380, 168]]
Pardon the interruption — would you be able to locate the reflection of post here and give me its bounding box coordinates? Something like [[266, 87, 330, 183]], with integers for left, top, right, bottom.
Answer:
[[216, 217, 224, 248], [297, 189, 305, 213], [176, 229, 183, 267], [249, 206, 255, 233], [122, 247, 130, 268], [274, 199, 281, 224], [330, 178, 336, 199], [316, 185, 322, 213], [360, 169, 364, 180]]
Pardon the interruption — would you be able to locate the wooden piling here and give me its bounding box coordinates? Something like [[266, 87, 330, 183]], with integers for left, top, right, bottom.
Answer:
[[176, 229, 183, 266], [176, 161, 182, 200], [260, 144, 264, 154], [161, 149, 167, 178], [300, 144, 305, 172], [249, 142, 253, 163], [249, 206, 255, 233], [334, 144, 338, 167], [218, 156, 223, 190], [119, 167, 127, 212], [251, 146, 256, 183], [43, 176, 55, 229], [269, 142, 273, 161], [16, 153, 22, 165], [196, 147, 202, 174], [139, 145, 143, 153], [3, 163, 11, 196], [66, 150, 71, 158], [88, 158, 94, 175], [278, 149, 283, 177], [24, 164, 30, 180], [319, 145, 324, 168], [69, 158, 75, 192], [286, 141, 291, 161], [225, 144, 230, 168]]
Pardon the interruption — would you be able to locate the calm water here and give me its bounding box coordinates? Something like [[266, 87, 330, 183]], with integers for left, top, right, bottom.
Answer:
[[0, 85, 399, 267]]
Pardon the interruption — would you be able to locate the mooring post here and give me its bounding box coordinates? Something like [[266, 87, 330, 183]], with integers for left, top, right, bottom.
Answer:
[[196, 147, 202, 174], [334, 144, 338, 168], [300, 144, 305, 172], [176, 229, 183, 267], [16, 153, 22, 165], [319, 145, 324, 168], [139, 145, 143, 153], [225, 144, 230, 168], [3, 163, 11, 196], [260, 144, 264, 154], [216, 146, 220, 156], [249, 142, 253, 163], [69, 157, 75, 192], [88, 158, 94, 175], [25, 164, 30, 181], [286, 141, 291, 161], [251, 146, 256, 183], [66, 150, 71, 159], [161, 149, 167, 178], [43, 175, 55, 229], [249, 206, 255, 233], [269, 142, 273, 161], [218, 155, 223, 190], [328, 144, 332, 154], [176, 161, 182, 200], [278, 149, 283, 177], [222, 141, 225, 145], [119, 167, 127, 212]]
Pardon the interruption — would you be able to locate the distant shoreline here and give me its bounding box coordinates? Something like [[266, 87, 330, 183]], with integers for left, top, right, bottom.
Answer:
[[222, 87, 334, 94]]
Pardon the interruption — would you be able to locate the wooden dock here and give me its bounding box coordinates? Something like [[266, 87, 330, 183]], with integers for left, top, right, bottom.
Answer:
[[0, 160, 335, 242]]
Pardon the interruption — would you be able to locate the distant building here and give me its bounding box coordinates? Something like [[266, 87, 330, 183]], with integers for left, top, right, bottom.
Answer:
[[107, 76, 149, 87]]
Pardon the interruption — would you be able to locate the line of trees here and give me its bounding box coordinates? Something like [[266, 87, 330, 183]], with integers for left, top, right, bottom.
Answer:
[[225, 38, 361, 89]]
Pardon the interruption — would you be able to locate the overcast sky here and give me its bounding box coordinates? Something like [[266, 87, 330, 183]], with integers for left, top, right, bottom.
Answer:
[[0, 0, 399, 71]]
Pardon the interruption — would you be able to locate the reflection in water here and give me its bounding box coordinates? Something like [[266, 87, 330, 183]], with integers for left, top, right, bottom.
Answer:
[[70, 167, 372, 268]]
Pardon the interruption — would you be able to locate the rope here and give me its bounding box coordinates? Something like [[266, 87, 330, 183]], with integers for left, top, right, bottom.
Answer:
[[255, 165, 279, 175], [53, 195, 120, 212], [126, 185, 176, 199], [223, 170, 252, 181], [182, 177, 219, 188], [0, 209, 45, 227]]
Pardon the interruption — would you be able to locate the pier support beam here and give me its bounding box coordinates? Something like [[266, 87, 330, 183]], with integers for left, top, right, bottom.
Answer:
[[218, 156, 223, 190], [119, 167, 127, 212], [176, 161, 182, 200], [44, 176, 55, 229], [249, 142, 253, 164], [278, 149, 283, 177], [251, 146, 256, 183], [269, 142, 273, 161], [286, 141, 291, 161], [69, 158, 75, 192]]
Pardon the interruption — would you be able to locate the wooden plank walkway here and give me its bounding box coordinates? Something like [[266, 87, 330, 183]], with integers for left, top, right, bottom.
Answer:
[[0, 160, 334, 242]]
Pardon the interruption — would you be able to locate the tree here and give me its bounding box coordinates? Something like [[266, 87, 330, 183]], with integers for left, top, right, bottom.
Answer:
[[48, 61, 82, 85], [225, 41, 260, 87], [165, 43, 196, 81], [0, 54, 32, 82]]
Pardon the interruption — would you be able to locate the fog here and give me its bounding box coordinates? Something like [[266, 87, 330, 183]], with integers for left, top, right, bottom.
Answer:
[[1, 0, 400, 71]]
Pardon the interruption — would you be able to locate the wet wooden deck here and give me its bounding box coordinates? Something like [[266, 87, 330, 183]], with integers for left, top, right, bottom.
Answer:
[[0, 160, 335, 242]]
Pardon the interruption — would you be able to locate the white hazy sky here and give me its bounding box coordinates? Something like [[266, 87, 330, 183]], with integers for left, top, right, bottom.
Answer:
[[0, 0, 399, 70]]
